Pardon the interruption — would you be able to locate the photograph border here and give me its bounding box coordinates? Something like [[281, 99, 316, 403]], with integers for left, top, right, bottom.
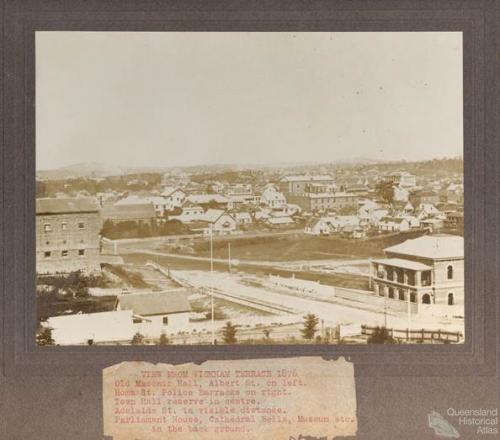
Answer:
[[1, 0, 498, 377]]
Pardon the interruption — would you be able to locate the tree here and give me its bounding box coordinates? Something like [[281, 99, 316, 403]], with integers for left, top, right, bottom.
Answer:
[[367, 326, 396, 344], [36, 327, 54, 346], [158, 333, 169, 346], [222, 321, 237, 344], [131, 332, 145, 345], [375, 180, 395, 204], [301, 313, 319, 340]]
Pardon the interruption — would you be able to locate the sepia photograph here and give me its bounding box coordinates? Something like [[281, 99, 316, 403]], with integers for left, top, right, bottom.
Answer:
[[35, 31, 464, 346]]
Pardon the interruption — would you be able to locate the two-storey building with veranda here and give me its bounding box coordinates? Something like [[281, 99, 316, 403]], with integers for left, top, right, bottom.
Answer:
[[370, 234, 464, 310], [36, 197, 102, 274]]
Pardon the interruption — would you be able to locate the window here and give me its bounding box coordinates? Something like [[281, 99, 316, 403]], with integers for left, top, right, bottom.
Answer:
[[78, 222, 85, 229], [45, 241, 50, 245], [61, 250, 68, 257], [78, 249, 85, 256], [448, 293, 454, 306], [61, 222, 68, 230], [162, 316, 169, 325], [44, 251, 51, 258], [388, 288, 394, 299], [447, 265, 453, 279], [422, 294, 431, 304], [398, 290, 405, 301], [43, 223, 52, 232], [410, 292, 416, 303]]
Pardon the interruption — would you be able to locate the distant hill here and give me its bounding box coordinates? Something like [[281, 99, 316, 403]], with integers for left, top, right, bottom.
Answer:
[[37, 162, 127, 179]]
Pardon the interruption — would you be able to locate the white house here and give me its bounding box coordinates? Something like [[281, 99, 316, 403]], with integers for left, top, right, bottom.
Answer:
[[234, 211, 253, 225], [266, 216, 295, 228], [186, 194, 229, 208], [145, 196, 171, 216], [116, 290, 192, 337], [201, 209, 237, 235], [417, 203, 441, 219], [260, 186, 287, 209], [162, 187, 187, 208], [305, 217, 333, 235], [378, 217, 410, 232], [329, 215, 360, 232], [402, 215, 421, 229], [170, 205, 205, 223]]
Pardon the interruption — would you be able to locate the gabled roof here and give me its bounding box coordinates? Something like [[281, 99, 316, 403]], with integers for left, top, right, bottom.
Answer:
[[36, 197, 100, 215], [162, 187, 186, 197], [384, 234, 464, 260], [202, 209, 234, 224], [117, 290, 191, 316]]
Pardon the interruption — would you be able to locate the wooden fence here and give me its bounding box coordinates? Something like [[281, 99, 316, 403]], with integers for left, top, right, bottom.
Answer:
[[361, 324, 463, 343]]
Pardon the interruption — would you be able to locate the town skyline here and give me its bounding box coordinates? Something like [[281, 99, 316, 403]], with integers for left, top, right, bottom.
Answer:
[[37, 154, 464, 174]]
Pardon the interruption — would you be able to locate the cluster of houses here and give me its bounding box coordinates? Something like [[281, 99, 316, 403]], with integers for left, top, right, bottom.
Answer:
[[97, 180, 308, 236], [304, 171, 464, 238], [36, 169, 463, 274]]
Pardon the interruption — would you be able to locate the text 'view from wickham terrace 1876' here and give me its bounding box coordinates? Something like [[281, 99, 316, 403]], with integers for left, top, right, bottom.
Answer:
[[35, 32, 464, 346]]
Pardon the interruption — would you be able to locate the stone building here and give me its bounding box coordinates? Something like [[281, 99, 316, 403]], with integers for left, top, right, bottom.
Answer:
[[278, 174, 335, 194], [36, 197, 102, 273], [287, 191, 358, 212], [370, 234, 464, 310]]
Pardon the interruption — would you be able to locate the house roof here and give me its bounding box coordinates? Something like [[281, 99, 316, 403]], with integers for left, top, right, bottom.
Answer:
[[267, 216, 294, 224], [372, 258, 432, 271], [384, 234, 464, 260], [280, 174, 334, 182], [162, 187, 185, 197], [117, 290, 191, 316], [203, 209, 228, 223], [36, 197, 101, 215], [102, 203, 156, 220], [187, 194, 229, 204]]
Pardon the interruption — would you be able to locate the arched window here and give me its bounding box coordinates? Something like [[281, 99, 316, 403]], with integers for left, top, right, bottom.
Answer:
[[410, 292, 416, 303], [447, 265, 453, 279], [448, 293, 454, 306], [422, 294, 431, 304]]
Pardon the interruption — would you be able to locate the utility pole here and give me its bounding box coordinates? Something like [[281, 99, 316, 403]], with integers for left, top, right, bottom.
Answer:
[[210, 225, 215, 345]]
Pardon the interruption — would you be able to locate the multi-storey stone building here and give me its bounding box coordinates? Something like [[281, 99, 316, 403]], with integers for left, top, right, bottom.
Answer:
[[278, 174, 335, 194], [370, 234, 464, 310], [36, 197, 102, 273]]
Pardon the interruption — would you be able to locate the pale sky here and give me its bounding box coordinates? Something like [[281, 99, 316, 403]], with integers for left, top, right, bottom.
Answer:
[[36, 32, 463, 170]]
